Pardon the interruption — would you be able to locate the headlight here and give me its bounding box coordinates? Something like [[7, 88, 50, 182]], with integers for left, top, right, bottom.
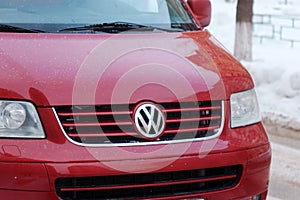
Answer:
[[230, 89, 261, 128], [0, 101, 45, 138]]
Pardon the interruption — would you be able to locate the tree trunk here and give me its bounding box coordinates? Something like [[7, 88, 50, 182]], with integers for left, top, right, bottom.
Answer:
[[234, 0, 253, 61]]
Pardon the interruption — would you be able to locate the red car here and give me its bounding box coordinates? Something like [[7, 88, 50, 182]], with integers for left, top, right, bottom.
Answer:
[[0, 0, 271, 199]]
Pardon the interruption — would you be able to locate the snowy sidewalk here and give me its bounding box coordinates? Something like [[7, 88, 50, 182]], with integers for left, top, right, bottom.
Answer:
[[268, 197, 282, 200], [267, 134, 300, 199]]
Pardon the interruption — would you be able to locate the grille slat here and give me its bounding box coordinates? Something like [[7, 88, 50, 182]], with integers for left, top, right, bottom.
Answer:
[[62, 121, 133, 127], [57, 110, 133, 117], [166, 116, 221, 123], [54, 101, 223, 145], [68, 132, 138, 138], [163, 105, 222, 113], [60, 174, 237, 192], [55, 165, 242, 199], [164, 125, 220, 134]]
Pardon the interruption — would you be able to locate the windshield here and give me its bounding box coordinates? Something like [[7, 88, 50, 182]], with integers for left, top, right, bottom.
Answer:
[[0, 0, 197, 33]]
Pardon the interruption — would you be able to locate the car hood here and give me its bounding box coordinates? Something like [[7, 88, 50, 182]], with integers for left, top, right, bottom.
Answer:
[[0, 31, 253, 106]]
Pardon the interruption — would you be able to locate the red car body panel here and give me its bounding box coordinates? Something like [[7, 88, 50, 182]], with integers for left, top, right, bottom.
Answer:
[[0, 31, 252, 106], [0, 2, 270, 199], [0, 144, 270, 199]]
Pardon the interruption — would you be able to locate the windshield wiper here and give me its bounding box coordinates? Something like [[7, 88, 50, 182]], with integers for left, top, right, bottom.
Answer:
[[0, 24, 45, 33], [58, 22, 183, 34]]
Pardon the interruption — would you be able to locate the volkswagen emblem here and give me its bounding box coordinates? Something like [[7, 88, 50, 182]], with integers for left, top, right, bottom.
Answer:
[[134, 103, 166, 140]]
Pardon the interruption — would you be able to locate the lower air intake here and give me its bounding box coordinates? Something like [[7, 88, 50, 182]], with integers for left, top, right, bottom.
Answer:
[[55, 165, 242, 200]]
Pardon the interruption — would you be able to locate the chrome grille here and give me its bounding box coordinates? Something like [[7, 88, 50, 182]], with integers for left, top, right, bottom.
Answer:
[[54, 101, 224, 146]]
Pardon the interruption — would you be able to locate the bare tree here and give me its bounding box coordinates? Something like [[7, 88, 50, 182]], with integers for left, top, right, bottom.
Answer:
[[234, 0, 254, 61]]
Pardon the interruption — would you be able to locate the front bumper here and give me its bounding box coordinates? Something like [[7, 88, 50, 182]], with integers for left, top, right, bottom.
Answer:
[[0, 143, 271, 200]]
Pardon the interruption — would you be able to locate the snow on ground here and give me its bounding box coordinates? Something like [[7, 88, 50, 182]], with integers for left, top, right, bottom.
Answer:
[[209, 0, 300, 131], [268, 133, 300, 199], [271, 142, 300, 185]]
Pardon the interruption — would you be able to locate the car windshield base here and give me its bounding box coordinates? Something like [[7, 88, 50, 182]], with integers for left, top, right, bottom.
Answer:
[[58, 21, 186, 34]]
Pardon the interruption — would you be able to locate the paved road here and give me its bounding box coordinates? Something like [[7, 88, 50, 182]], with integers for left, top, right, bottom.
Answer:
[[267, 133, 300, 200]]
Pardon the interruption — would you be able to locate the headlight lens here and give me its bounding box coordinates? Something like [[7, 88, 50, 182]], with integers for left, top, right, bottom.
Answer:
[[0, 101, 45, 138], [230, 89, 261, 128]]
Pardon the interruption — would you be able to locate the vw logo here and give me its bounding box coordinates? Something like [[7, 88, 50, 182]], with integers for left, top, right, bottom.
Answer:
[[134, 103, 166, 140]]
